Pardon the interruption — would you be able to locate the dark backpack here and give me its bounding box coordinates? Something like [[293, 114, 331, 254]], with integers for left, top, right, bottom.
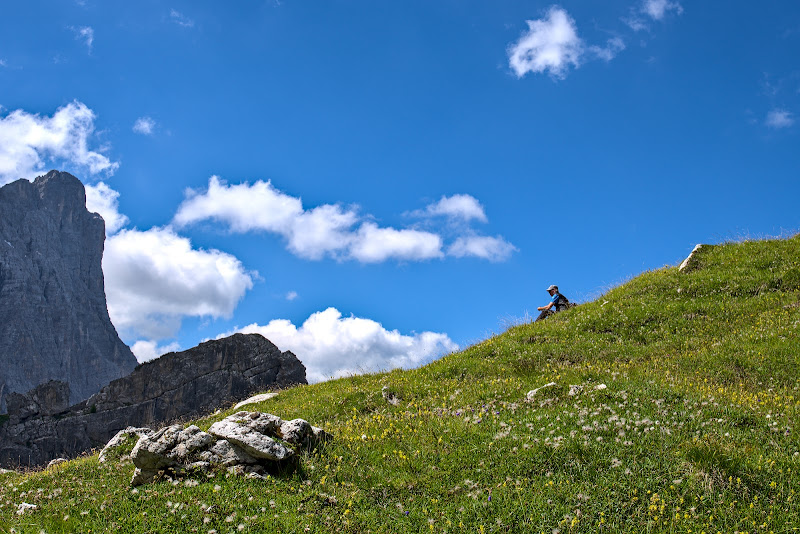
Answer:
[[555, 294, 572, 312]]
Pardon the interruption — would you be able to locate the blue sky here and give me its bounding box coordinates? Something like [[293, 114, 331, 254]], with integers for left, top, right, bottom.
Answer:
[[1, 1, 798, 381]]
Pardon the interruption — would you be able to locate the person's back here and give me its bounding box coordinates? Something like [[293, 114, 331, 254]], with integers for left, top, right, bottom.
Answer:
[[554, 293, 570, 312]]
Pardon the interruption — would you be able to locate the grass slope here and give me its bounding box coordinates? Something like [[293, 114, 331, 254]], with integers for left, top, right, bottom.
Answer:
[[1, 236, 799, 533]]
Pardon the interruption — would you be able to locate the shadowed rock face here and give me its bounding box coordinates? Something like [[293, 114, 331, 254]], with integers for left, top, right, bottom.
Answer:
[[0, 333, 307, 467], [0, 170, 137, 412]]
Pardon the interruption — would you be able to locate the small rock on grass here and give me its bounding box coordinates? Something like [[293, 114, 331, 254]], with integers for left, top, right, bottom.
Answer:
[[99, 427, 153, 463], [47, 458, 68, 468], [526, 382, 558, 400]]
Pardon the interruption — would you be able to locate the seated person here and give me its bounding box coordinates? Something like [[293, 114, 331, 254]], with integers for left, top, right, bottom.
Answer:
[[536, 285, 568, 322]]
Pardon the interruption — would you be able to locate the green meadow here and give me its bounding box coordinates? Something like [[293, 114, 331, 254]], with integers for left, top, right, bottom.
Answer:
[[1, 235, 798, 533]]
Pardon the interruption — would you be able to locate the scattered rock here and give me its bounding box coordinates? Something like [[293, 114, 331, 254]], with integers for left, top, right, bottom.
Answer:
[[129, 411, 331, 486], [568, 385, 584, 396], [130, 425, 185, 472], [47, 458, 68, 468], [526, 382, 558, 400], [209, 413, 293, 461], [382, 386, 401, 406], [279, 418, 312, 445], [200, 439, 258, 467], [233, 392, 279, 410], [99, 427, 153, 463]]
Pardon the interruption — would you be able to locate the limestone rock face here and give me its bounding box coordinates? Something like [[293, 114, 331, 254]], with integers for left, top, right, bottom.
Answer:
[[86, 333, 307, 423], [0, 333, 307, 467], [0, 170, 137, 411], [5, 380, 70, 419]]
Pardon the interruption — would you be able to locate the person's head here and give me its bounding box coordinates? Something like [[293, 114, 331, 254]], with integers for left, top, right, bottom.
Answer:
[[547, 284, 558, 295]]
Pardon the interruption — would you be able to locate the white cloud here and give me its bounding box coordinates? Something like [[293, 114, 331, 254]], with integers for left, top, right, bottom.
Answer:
[[410, 194, 488, 223], [103, 226, 255, 339], [508, 7, 583, 79], [0, 101, 119, 185], [85, 182, 129, 235], [447, 235, 518, 262], [590, 37, 626, 62], [286, 204, 359, 259], [174, 176, 303, 233], [173, 177, 518, 263], [224, 308, 458, 383], [170, 9, 195, 28], [130, 340, 182, 363], [133, 117, 156, 135], [642, 0, 683, 20], [0, 59, 7, 68], [286, 291, 298, 301], [349, 223, 443, 263], [765, 109, 794, 129], [71, 26, 94, 51], [173, 176, 445, 263]]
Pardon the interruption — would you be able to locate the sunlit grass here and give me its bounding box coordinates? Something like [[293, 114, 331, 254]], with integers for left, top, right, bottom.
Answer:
[[1, 234, 799, 532]]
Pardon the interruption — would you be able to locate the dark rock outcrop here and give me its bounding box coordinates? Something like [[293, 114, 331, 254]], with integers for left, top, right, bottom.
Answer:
[[0, 170, 137, 411], [0, 333, 307, 467]]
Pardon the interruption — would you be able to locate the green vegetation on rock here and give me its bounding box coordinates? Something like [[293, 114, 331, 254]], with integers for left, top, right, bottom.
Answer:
[[1, 235, 798, 533]]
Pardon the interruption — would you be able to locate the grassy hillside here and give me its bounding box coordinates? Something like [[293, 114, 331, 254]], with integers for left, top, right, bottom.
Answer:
[[1, 236, 798, 533]]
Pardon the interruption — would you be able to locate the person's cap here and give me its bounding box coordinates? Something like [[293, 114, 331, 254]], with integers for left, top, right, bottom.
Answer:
[[547, 285, 558, 291]]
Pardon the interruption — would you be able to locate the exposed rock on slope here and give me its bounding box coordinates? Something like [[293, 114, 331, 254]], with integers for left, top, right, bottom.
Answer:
[[0, 333, 307, 467], [0, 170, 137, 411]]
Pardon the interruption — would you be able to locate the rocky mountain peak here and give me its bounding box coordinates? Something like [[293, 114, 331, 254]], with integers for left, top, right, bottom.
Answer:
[[0, 170, 136, 412]]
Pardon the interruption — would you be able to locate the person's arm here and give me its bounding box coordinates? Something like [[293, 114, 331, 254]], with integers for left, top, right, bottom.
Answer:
[[537, 302, 554, 312]]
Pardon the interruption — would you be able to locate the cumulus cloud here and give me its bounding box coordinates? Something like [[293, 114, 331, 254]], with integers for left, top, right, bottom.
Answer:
[[131, 340, 182, 363], [173, 176, 445, 263], [286, 204, 359, 259], [173, 176, 517, 263], [0, 101, 119, 185], [71, 26, 94, 51], [642, 0, 683, 20], [224, 308, 458, 383], [174, 176, 303, 233], [409, 194, 488, 223], [103, 226, 255, 339], [133, 117, 156, 135], [508, 7, 583, 79], [447, 235, 518, 262], [349, 223, 443, 263], [765, 109, 794, 129], [85, 182, 129, 235], [170, 9, 195, 28]]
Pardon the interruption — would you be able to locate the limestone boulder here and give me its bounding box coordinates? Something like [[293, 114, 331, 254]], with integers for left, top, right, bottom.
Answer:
[[208, 413, 293, 461], [98, 427, 153, 463]]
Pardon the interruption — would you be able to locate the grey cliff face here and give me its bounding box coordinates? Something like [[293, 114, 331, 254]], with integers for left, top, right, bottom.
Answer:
[[0, 170, 137, 412], [0, 333, 307, 467]]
